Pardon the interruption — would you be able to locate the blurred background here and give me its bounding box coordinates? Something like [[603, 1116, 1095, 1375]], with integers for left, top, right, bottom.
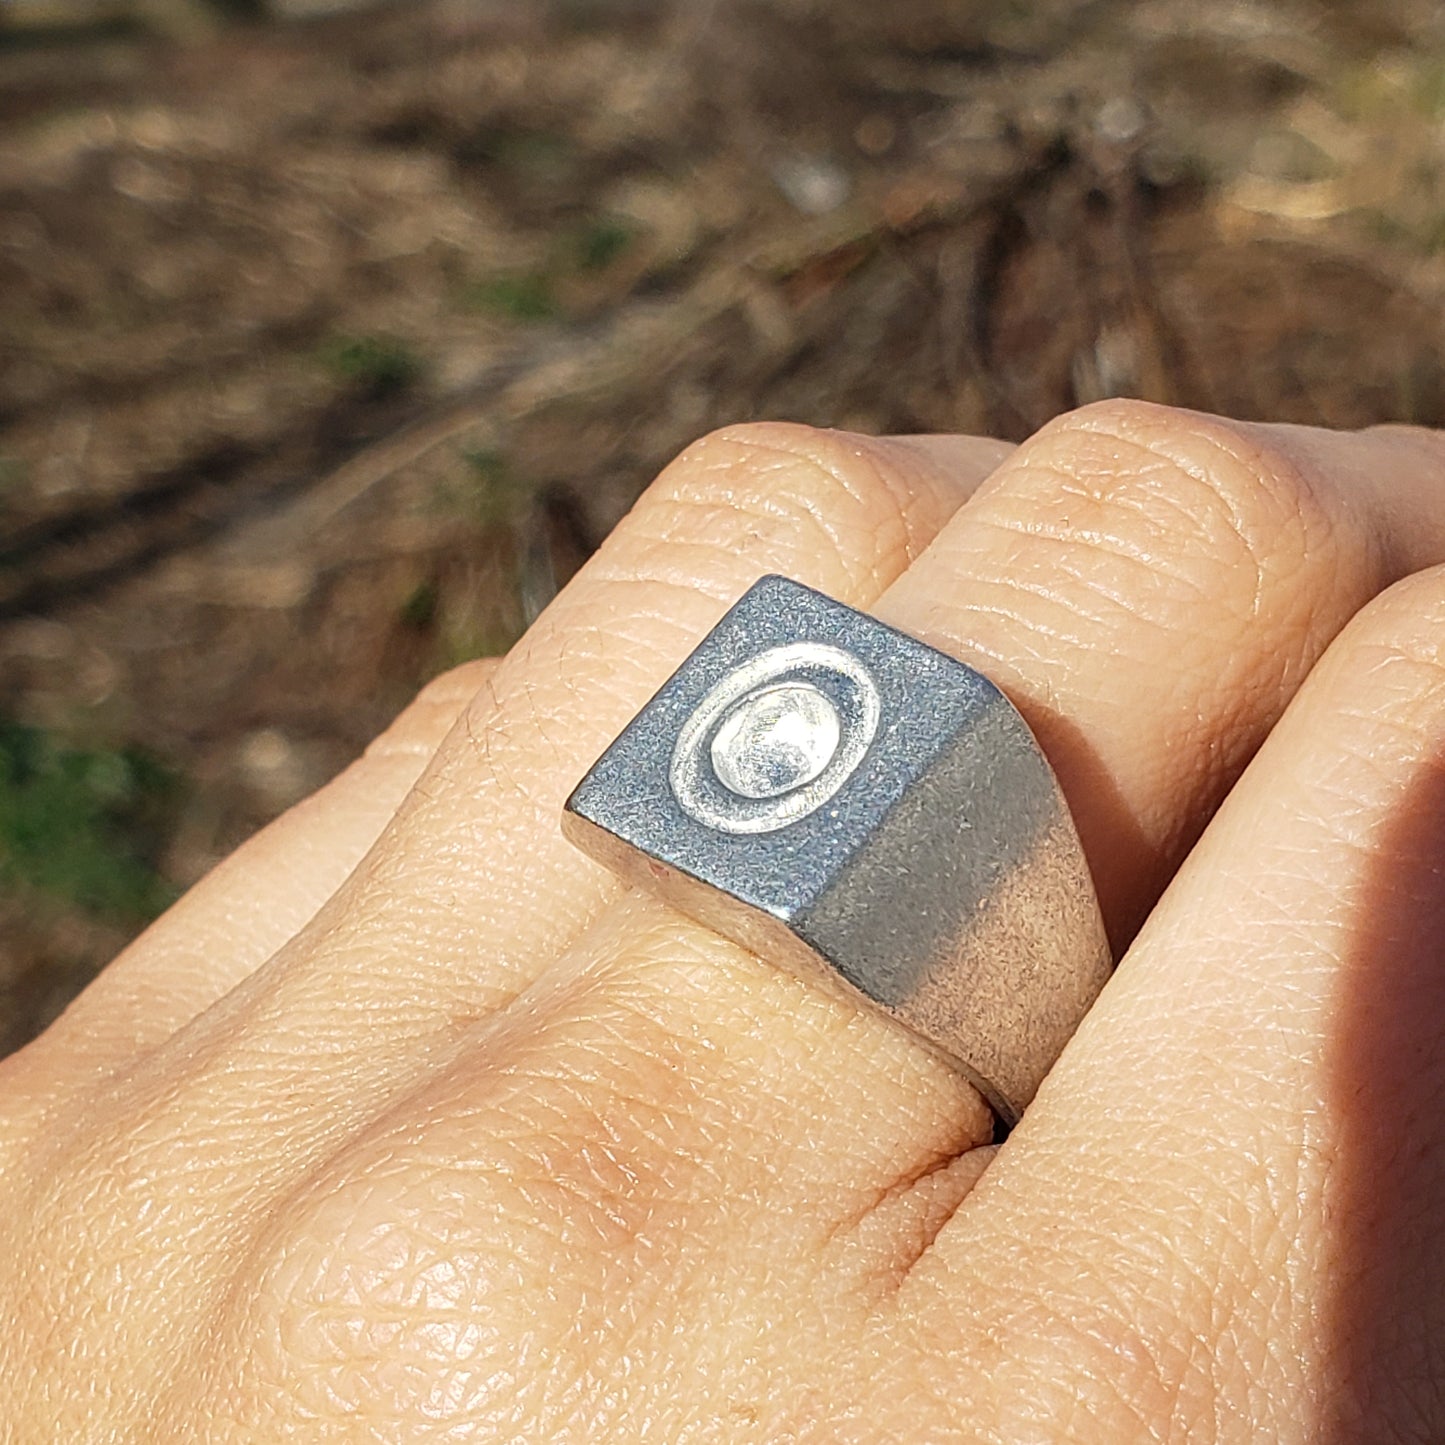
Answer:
[[3, 0, 1445, 1052]]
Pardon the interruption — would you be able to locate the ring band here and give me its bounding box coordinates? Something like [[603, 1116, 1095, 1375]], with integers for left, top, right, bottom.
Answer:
[[561, 575, 1112, 1125]]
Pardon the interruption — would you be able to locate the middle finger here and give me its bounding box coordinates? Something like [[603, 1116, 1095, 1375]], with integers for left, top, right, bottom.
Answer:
[[498, 396, 1445, 1173]]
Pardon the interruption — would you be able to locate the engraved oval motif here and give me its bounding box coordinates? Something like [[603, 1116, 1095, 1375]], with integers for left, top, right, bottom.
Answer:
[[669, 642, 880, 834], [710, 681, 841, 799]]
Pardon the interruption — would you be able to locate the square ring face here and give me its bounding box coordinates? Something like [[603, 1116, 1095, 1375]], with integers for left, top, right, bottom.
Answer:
[[563, 573, 1113, 1124], [562, 574, 1007, 960]]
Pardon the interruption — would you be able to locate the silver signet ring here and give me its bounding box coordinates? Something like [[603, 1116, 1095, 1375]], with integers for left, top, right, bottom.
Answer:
[[561, 575, 1112, 1125]]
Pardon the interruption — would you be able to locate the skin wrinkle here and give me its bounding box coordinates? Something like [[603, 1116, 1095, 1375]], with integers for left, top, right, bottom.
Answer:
[[988, 461, 1235, 569], [1084, 436, 1270, 554], [913, 1130, 1279, 1429], [958, 567, 1170, 646], [515, 656, 672, 773], [264, 937, 680, 1203], [884, 407, 1346, 693], [657, 427, 939, 580], [1037, 528, 1221, 610], [987, 454, 1311, 632], [1052, 408, 1345, 635], [228, 1049, 601, 1362], [821, 1138, 972, 1257], [842, 439, 957, 557], [1331, 695, 1445, 761], [1063, 403, 1326, 530], [831, 1151, 1001, 1310], [583, 439, 954, 605], [252, 1216, 534, 1431], [703, 429, 893, 509]]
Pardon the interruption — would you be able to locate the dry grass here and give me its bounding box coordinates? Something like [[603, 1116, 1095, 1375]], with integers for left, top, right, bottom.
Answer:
[[4, 0, 1445, 1047]]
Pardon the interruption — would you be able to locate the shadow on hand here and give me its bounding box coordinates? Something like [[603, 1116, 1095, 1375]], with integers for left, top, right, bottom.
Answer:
[[1327, 749, 1445, 1439]]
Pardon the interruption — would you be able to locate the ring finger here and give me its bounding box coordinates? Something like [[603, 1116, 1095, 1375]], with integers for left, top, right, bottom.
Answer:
[[101, 402, 1445, 1147]]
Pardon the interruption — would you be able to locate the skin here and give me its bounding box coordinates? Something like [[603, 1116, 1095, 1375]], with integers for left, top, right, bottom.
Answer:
[[2, 399, 1445, 1440]]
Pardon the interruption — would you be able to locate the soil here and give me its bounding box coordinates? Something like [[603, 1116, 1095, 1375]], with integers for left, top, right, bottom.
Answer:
[[5, 0, 1445, 1051]]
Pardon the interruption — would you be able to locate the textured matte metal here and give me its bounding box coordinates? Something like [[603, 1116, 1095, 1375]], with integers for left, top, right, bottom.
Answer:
[[562, 575, 1112, 1124]]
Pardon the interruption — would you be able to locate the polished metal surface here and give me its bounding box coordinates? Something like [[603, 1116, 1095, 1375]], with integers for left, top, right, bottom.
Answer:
[[562, 575, 1112, 1124], [710, 679, 841, 800], [670, 640, 880, 835]]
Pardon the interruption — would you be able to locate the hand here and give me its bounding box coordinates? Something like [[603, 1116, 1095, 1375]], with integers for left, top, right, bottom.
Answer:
[[4, 401, 1445, 1441]]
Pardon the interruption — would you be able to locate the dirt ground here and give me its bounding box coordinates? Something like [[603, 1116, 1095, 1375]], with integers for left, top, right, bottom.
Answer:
[[4, 0, 1445, 1051]]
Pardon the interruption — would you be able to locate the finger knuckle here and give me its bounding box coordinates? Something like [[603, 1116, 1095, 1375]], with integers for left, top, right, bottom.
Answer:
[[1021, 399, 1346, 604], [226, 1023, 716, 1429], [649, 421, 926, 590], [0, 1125, 146, 1407], [235, 1165, 567, 1433]]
